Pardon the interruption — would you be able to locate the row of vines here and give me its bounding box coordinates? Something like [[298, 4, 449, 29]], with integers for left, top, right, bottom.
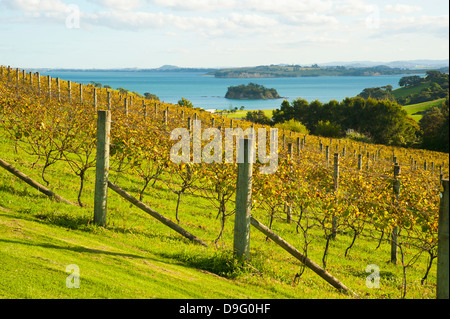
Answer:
[[0, 65, 448, 297]]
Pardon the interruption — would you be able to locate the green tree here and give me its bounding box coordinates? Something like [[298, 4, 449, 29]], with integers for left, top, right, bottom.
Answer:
[[274, 119, 309, 134], [117, 87, 129, 94], [358, 87, 396, 101], [314, 120, 341, 138], [144, 92, 160, 101], [245, 110, 272, 125], [178, 97, 193, 108], [272, 99, 294, 124], [399, 75, 423, 87], [90, 81, 103, 88], [419, 98, 449, 152], [365, 99, 418, 146]]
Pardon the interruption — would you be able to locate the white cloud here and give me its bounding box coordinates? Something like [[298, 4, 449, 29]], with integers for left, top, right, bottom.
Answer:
[[331, 0, 373, 16], [151, 0, 237, 12], [243, 0, 333, 15], [1, 0, 68, 12], [384, 4, 422, 14], [283, 12, 339, 26], [228, 12, 277, 28], [90, 0, 143, 11], [375, 14, 449, 37]]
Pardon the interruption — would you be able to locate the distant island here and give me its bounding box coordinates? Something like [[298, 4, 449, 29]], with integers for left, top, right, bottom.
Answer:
[[209, 64, 449, 78], [225, 83, 281, 100]]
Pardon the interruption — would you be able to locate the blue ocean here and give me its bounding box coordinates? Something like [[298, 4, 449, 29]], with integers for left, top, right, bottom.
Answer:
[[39, 70, 421, 111]]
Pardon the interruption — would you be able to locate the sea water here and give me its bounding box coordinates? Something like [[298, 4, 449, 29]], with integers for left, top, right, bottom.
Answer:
[[39, 70, 423, 111]]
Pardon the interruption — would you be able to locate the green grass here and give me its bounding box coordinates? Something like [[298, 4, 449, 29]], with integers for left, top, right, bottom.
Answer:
[[392, 82, 431, 99], [0, 133, 439, 299], [402, 98, 446, 121], [217, 109, 274, 120]]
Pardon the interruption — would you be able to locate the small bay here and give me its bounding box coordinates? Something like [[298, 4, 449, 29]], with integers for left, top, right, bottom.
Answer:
[[40, 70, 423, 111]]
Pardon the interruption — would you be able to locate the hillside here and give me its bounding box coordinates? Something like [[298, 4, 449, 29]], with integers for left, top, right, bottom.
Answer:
[[402, 98, 447, 121], [393, 71, 449, 105], [0, 65, 449, 301]]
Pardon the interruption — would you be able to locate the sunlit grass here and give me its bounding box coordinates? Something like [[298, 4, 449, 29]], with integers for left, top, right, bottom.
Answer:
[[0, 134, 438, 299]]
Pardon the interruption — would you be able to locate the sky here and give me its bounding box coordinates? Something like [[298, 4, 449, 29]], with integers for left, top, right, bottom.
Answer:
[[0, 0, 448, 69]]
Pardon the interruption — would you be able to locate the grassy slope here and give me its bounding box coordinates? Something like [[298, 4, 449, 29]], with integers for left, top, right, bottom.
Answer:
[[0, 134, 337, 299], [0, 130, 440, 299], [391, 82, 431, 99], [402, 98, 446, 122]]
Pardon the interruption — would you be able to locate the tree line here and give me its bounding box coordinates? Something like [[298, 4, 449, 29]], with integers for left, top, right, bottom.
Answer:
[[246, 96, 448, 152]]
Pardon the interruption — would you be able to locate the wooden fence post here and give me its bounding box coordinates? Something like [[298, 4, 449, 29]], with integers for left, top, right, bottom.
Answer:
[[391, 163, 401, 264], [366, 152, 370, 170], [37, 72, 41, 94], [437, 179, 449, 299], [93, 88, 98, 111], [15, 68, 19, 89], [93, 110, 111, 227], [287, 143, 293, 158], [332, 153, 339, 239], [286, 143, 293, 224], [68, 81, 72, 102], [142, 100, 147, 118], [107, 91, 111, 110], [47, 75, 52, 99], [56, 77, 60, 102], [234, 138, 253, 260]]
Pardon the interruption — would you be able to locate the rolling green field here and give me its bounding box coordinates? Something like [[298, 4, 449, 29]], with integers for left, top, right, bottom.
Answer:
[[392, 82, 431, 99], [0, 131, 439, 299], [402, 98, 446, 121]]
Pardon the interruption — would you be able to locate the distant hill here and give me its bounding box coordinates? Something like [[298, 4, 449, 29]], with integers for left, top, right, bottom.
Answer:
[[209, 63, 449, 78], [156, 65, 180, 70], [319, 59, 449, 69]]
